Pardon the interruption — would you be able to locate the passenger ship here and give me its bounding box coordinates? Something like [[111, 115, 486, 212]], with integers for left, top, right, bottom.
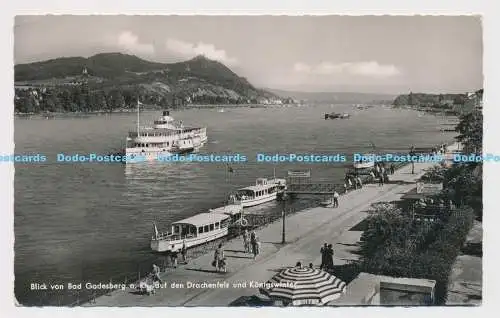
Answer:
[[125, 101, 207, 162], [150, 203, 244, 253], [233, 177, 287, 208]]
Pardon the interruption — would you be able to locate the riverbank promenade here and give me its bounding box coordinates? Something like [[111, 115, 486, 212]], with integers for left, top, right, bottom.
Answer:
[[86, 144, 459, 306]]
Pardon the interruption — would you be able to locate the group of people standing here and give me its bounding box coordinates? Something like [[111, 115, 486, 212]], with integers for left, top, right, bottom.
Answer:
[[368, 162, 394, 186], [344, 175, 363, 193], [242, 228, 260, 258], [211, 228, 263, 273], [320, 243, 335, 271], [168, 241, 188, 269]]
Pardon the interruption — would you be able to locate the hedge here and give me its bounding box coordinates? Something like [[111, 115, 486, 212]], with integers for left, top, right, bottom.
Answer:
[[360, 206, 474, 305]]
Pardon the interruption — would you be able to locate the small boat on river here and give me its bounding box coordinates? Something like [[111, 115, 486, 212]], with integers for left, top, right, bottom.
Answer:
[[232, 178, 287, 208], [325, 112, 350, 119]]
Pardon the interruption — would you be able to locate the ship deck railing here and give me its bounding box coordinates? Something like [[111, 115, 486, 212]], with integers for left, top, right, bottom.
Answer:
[[154, 233, 197, 241]]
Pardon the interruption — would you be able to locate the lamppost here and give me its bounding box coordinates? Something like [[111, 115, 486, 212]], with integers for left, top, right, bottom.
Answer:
[[281, 209, 286, 244], [410, 146, 415, 174]]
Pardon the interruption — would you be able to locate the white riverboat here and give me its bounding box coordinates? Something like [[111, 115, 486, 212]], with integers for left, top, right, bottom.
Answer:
[[209, 201, 248, 227], [353, 153, 376, 169], [125, 101, 207, 162], [151, 212, 231, 253], [150, 202, 247, 253], [233, 178, 287, 208]]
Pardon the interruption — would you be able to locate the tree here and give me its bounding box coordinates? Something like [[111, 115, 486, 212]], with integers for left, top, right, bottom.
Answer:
[[443, 164, 482, 220], [455, 109, 483, 154]]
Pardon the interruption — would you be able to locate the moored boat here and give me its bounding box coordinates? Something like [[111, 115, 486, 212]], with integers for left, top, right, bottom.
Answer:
[[209, 201, 248, 227], [353, 153, 376, 169], [151, 212, 231, 253], [232, 178, 287, 208]]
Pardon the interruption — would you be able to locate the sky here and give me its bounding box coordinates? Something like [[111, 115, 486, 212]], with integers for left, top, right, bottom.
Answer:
[[14, 15, 483, 94]]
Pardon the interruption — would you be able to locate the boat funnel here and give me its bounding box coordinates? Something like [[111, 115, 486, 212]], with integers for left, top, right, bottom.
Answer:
[[153, 222, 159, 239], [163, 111, 170, 116]]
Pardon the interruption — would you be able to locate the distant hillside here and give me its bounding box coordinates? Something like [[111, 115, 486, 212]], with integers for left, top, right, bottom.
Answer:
[[269, 89, 396, 104], [14, 53, 280, 113], [392, 90, 483, 115]]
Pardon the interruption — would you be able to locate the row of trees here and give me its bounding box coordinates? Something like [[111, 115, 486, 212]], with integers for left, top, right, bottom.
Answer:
[[393, 92, 466, 107], [15, 86, 143, 113], [14, 85, 263, 114]]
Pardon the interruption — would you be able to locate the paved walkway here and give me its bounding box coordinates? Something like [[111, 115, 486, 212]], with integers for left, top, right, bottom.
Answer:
[[446, 220, 483, 305], [87, 145, 459, 306]]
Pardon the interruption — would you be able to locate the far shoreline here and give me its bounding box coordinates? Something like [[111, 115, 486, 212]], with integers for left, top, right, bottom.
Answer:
[[13, 103, 292, 119]]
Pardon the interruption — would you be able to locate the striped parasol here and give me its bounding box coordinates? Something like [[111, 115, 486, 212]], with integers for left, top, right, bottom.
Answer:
[[259, 266, 346, 306]]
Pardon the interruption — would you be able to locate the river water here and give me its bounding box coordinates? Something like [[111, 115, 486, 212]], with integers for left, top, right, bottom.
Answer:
[[14, 104, 457, 305]]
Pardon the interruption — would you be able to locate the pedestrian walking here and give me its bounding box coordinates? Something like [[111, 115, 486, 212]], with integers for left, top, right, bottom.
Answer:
[[333, 191, 339, 208], [250, 231, 258, 258], [390, 163, 395, 175], [356, 176, 363, 189], [369, 171, 376, 183], [326, 244, 334, 271], [255, 236, 261, 256], [181, 241, 187, 264], [213, 243, 226, 272], [152, 263, 162, 283], [170, 250, 178, 268], [243, 229, 250, 253], [320, 243, 328, 269]]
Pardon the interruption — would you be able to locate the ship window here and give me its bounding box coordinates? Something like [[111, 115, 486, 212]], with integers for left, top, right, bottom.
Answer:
[[215, 222, 220, 229], [210, 224, 214, 231], [204, 225, 209, 232], [198, 226, 203, 233]]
